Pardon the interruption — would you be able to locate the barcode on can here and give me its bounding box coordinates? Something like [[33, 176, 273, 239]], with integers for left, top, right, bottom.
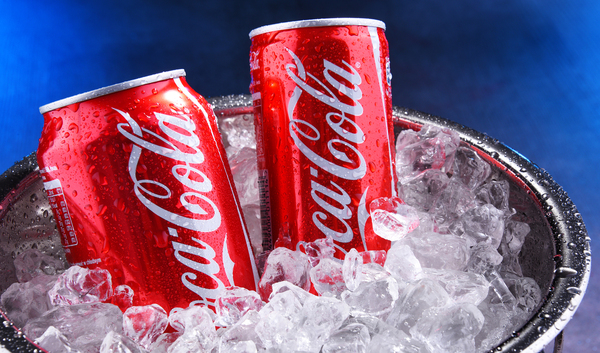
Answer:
[[44, 179, 78, 247], [257, 169, 273, 251]]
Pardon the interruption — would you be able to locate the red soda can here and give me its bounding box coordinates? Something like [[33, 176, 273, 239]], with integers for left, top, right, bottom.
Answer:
[[249, 18, 397, 257], [37, 69, 259, 314]]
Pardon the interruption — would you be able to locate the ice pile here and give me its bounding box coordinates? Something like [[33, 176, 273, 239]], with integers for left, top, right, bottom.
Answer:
[[219, 113, 262, 256], [218, 120, 542, 352], [0, 119, 542, 353]]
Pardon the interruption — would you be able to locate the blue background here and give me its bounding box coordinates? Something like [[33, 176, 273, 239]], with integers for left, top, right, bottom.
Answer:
[[0, 0, 598, 350]]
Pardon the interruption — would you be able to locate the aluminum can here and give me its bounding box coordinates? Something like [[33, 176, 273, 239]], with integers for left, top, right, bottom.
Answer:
[[249, 18, 397, 257], [37, 70, 259, 314]]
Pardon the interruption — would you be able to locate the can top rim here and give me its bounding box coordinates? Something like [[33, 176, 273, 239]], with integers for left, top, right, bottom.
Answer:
[[249, 18, 386, 38], [39, 69, 187, 114]]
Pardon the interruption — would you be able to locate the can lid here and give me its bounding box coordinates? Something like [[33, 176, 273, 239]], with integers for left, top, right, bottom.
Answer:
[[39, 69, 187, 114], [249, 18, 386, 39]]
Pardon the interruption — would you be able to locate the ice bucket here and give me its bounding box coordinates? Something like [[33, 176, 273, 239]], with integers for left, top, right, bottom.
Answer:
[[0, 95, 590, 353]]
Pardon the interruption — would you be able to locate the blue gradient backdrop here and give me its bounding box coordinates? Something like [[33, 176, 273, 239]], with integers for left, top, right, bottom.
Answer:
[[0, 1, 598, 350]]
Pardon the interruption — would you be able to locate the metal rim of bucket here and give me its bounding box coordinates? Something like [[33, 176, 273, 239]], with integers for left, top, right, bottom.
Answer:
[[0, 94, 590, 353]]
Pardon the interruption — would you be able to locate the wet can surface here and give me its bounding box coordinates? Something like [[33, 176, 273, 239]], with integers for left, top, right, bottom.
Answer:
[[249, 18, 397, 257], [37, 70, 259, 314]]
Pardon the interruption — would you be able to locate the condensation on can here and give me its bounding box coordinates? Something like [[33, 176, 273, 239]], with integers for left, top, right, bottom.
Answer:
[[37, 70, 259, 314], [249, 18, 397, 258]]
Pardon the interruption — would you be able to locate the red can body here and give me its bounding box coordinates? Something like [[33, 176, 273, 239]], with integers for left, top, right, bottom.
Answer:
[[37, 70, 259, 314], [249, 19, 397, 257]]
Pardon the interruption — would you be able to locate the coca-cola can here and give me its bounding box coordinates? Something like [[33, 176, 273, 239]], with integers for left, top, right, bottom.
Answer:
[[37, 69, 259, 313], [249, 18, 397, 257]]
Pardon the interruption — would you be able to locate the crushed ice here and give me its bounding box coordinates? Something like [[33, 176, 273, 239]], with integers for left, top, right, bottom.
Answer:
[[0, 119, 542, 353]]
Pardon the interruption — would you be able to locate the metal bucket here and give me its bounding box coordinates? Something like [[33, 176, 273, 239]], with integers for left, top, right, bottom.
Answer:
[[0, 95, 590, 353]]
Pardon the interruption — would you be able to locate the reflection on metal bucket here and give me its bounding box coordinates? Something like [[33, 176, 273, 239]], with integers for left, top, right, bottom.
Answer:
[[0, 95, 590, 353]]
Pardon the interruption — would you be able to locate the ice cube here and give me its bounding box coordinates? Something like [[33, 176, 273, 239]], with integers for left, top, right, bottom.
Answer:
[[260, 289, 303, 320], [23, 303, 123, 353], [485, 269, 517, 310], [398, 231, 470, 271], [341, 277, 399, 318], [255, 290, 303, 349], [1, 274, 57, 327], [168, 305, 214, 333], [395, 129, 420, 153], [220, 114, 256, 150], [369, 197, 420, 241], [386, 278, 451, 334], [215, 286, 264, 327], [100, 331, 144, 353], [504, 274, 542, 314], [395, 125, 460, 182], [48, 266, 112, 306], [148, 332, 181, 353], [35, 326, 77, 353], [399, 169, 449, 213], [218, 340, 257, 353], [360, 263, 391, 284], [285, 296, 350, 352], [229, 147, 259, 207], [501, 220, 530, 255], [432, 177, 477, 230], [476, 297, 514, 351], [322, 322, 371, 353], [269, 281, 314, 305], [218, 310, 263, 352], [343, 248, 391, 293], [309, 257, 346, 297], [432, 125, 460, 172], [168, 306, 217, 353], [414, 210, 438, 233], [14, 248, 65, 283], [499, 220, 531, 276], [384, 243, 423, 283], [449, 204, 505, 249], [396, 136, 446, 180], [360, 250, 387, 266], [423, 268, 490, 305], [410, 303, 484, 353], [465, 244, 504, 274], [302, 236, 336, 267], [342, 248, 363, 292], [475, 179, 511, 214], [418, 125, 461, 172], [254, 311, 293, 350], [110, 284, 134, 311], [257, 247, 311, 301], [122, 304, 168, 350], [453, 146, 491, 190], [300, 296, 350, 337], [367, 320, 431, 353]]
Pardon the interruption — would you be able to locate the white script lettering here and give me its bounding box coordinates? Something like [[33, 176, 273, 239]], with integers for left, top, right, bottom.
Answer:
[[285, 49, 367, 244]]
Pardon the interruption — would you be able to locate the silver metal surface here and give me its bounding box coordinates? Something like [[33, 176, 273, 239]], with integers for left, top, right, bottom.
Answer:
[[249, 18, 386, 38], [39, 69, 186, 114]]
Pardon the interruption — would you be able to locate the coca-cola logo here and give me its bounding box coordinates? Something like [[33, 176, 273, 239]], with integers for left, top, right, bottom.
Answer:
[[113, 90, 232, 309], [115, 109, 222, 232], [284, 48, 371, 249]]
